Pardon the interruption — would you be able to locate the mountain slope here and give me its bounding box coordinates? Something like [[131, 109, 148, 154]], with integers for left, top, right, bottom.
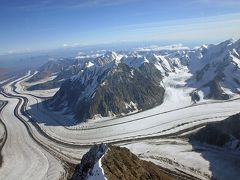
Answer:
[[27, 60, 64, 83], [71, 144, 177, 180], [190, 113, 240, 150], [49, 60, 165, 121], [46, 39, 240, 122], [188, 39, 240, 101], [26, 52, 123, 90]]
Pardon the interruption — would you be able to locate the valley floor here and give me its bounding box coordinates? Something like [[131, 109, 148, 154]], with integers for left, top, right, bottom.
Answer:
[[0, 83, 64, 179], [0, 72, 240, 179], [121, 138, 240, 180]]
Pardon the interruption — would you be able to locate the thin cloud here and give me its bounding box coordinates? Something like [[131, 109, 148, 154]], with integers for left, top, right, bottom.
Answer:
[[191, 0, 240, 6], [2, 0, 138, 11], [76, 13, 240, 45]]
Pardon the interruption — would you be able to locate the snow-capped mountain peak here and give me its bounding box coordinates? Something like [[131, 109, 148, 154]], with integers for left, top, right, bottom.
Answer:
[[94, 51, 123, 66], [85, 61, 94, 68], [122, 55, 149, 68], [31, 39, 240, 121], [102, 51, 123, 61]]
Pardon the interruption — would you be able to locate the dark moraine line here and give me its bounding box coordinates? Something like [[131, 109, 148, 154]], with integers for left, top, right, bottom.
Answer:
[[7, 77, 234, 144], [2, 85, 205, 180], [0, 101, 8, 167], [12, 80, 50, 100], [1, 91, 203, 180], [2, 86, 229, 147], [11, 79, 240, 132], [0, 91, 88, 166], [3, 76, 214, 179]]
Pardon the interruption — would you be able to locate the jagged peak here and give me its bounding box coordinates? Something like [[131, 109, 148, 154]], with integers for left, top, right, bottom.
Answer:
[[103, 50, 117, 57], [216, 38, 235, 48], [201, 44, 208, 49], [94, 51, 123, 66], [101, 51, 123, 61], [123, 55, 149, 68], [235, 38, 240, 44], [85, 61, 94, 68]]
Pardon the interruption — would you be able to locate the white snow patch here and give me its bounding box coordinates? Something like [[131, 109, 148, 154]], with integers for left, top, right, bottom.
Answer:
[[125, 101, 138, 111], [130, 69, 134, 76], [86, 155, 107, 180], [135, 44, 190, 51], [86, 62, 95, 68]]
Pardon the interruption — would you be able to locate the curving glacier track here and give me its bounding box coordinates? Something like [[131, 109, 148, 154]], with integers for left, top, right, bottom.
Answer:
[[0, 74, 64, 180], [0, 72, 240, 179]]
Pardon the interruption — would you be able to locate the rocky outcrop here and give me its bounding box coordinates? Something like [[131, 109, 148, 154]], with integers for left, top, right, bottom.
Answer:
[[71, 144, 107, 180], [26, 52, 121, 89], [27, 58, 80, 83], [86, 63, 164, 119], [204, 79, 230, 100], [191, 78, 230, 102], [27, 60, 64, 82], [188, 39, 240, 101], [101, 145, 176, 180], [49, 61, 165, 121], [32, 39, 240, 122], [71, 144, 177, 180], [190, 113, 240, 150]]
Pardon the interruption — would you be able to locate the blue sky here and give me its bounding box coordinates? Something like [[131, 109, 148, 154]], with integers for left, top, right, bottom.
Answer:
[[0, 0, 240, 55]]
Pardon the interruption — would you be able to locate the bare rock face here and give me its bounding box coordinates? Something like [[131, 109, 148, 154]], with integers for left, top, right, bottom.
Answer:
[[189, 39, 240, 101], [31, 39, 240, 123], [71, 144, 177, 180], [71, 144, 107, 180], [49, 61, 165, 122], [27, 60, 65, 82], [190, 113, 240, 150], [101, 145, 176, 180]]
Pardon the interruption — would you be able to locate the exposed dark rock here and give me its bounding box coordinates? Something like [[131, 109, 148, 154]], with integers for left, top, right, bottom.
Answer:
[[196, 64, 210, 82], [102, 145, 176, 180], [27, 80, 62, 91], [204, 79, 230, 100], [54, 65, 83, 81], [190, 77, 230, 102], [190, 91, 200, 102], [190, 113, 240, 148], [71, 144, 107, 180], [27, 71, 51, 83], [71, 144, 177, 180], [27, 59, 84, 90], [49, 62, 165, 122], [27, 59, 76, 83]]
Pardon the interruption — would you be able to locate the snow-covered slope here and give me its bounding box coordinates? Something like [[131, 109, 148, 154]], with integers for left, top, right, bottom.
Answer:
[[26, 52, 123, 91], [37, 39, 240, 122], [188, 39, 240, 101], [49, 57, 165, 121]]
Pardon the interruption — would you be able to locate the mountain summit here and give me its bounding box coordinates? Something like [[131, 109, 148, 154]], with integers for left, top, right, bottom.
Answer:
[[40, 39, 240, 122], [49, 56, 165, 121], [71, 144, 179, 180]]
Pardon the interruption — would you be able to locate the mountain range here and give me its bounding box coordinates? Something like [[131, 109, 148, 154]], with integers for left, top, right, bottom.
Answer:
[[27, 39, 240, 122]]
